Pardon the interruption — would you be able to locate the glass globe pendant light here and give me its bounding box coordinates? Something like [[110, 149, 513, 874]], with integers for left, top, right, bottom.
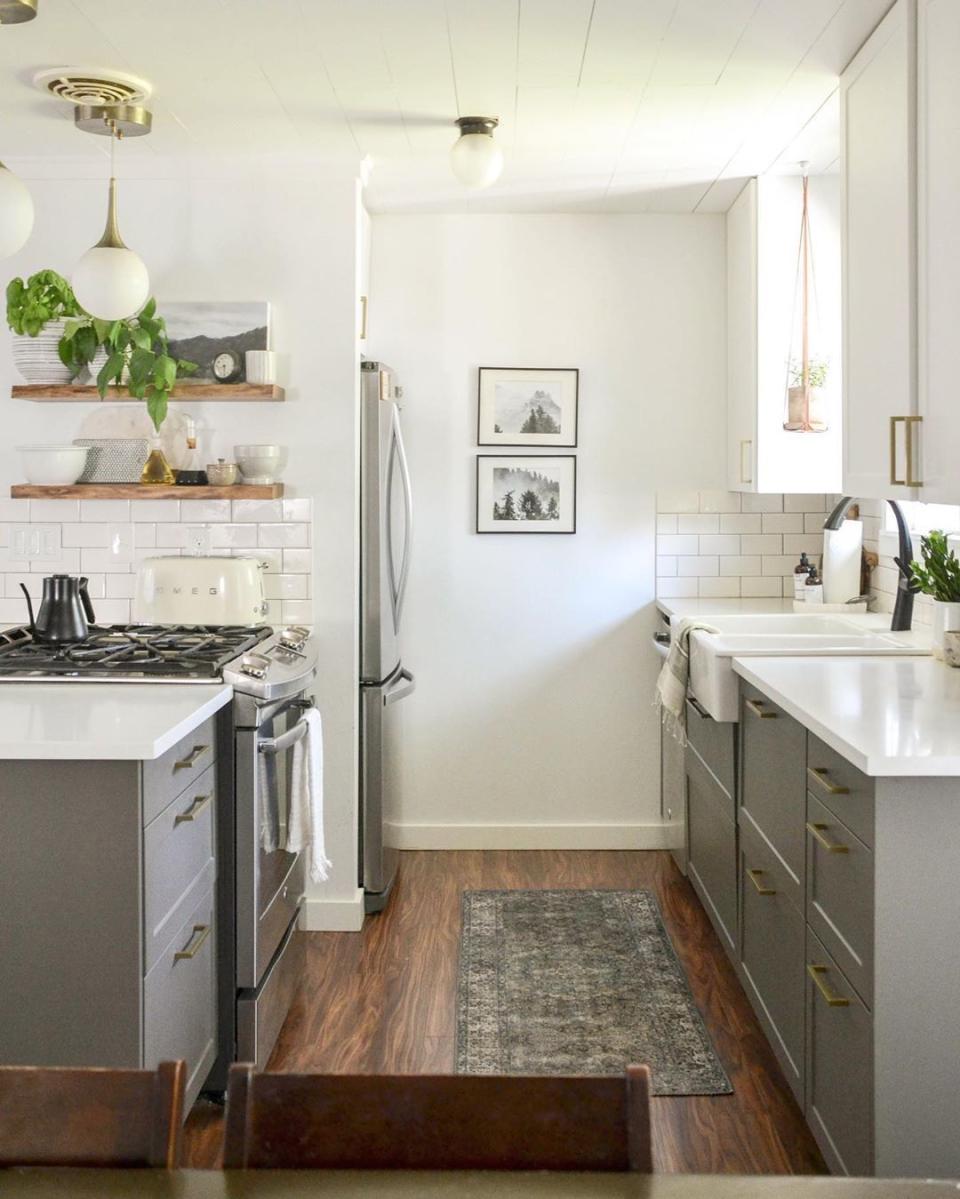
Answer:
[[450, 117, 503, 188], [72, 109, 150, 320], [0, 162, 34, 257]]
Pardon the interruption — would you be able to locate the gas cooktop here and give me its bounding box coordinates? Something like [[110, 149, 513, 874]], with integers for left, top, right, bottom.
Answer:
[[0, 624, 272, 680]]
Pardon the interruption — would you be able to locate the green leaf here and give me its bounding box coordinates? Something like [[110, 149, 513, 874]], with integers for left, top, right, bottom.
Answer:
[[131, 326, 152, 351], [57, 337, 76, 372], [178, 358, 199, 375], [92, 319, 111, 343], [154, 353, 177, 391], [76, 325, 98, 363], [146, 388, 167, 432], [61, 318, 82, 343], [139, 297, 156, 321], [128, 346, 155, 387], [97, 352, 125, 399]]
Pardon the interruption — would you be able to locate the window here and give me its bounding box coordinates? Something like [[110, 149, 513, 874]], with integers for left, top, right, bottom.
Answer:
[[882, 501, 960, 536]]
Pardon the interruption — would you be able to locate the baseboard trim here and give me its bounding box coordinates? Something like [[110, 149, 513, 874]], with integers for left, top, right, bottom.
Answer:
[[301, 888, 365, 932], [386, 822, 674, 850]]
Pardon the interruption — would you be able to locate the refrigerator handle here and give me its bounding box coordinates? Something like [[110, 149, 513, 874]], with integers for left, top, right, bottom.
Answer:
[[383, 667, 416, 705], [387, 404, 414, 623]]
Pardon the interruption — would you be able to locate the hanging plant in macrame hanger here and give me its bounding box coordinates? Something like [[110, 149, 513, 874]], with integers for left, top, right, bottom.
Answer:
[[783, 165, 829, 433]]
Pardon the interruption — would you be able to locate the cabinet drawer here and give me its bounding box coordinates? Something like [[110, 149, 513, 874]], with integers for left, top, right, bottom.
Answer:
[[144, 763, 217, 975], [686, 745, 737, 954], [805, 928, 873, 1176], [685, 696, 736, 799], [144, 888, 217, 1113], [739, 817, 805, 1102], [806, 733, 875, 848], [143, 716, 217, 827], [806, 793, 874, 1007], [739, 681, 806, 903]]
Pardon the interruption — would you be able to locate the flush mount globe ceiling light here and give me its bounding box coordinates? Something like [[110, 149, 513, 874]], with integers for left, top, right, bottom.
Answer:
[[72, 103, 151, 320], [450, 117, 503, 188], [0, 0, 37, 23]]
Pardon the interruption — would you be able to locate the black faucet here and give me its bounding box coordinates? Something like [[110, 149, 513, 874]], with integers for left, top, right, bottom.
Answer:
[[823, 497, 919, 632]]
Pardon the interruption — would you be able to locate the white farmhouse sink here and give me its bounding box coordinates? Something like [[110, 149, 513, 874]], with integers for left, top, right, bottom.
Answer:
[[669, 611, 928, 721]]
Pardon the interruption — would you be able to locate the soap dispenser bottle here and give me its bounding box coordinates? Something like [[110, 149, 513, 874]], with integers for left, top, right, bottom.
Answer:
[[804, 564, 824, 604], [793, 552, 811, 600]]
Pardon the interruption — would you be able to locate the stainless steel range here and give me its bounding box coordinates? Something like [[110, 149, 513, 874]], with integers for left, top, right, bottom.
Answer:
[[0, 609, 319, 1090]]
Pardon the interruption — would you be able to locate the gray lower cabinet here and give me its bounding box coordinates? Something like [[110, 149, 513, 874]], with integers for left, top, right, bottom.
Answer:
[[738, 817, 805, 1103], [685, 736, 737, 957], [0, 720, 221, 1114], [739, 680, 806, 903], [805, 927, 873, 1177]]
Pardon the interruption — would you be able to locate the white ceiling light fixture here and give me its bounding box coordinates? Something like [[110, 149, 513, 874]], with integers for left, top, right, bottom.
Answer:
[[72, 104, 151, 320], [0, 162, 34, 257], [450, 117, 503, 189]]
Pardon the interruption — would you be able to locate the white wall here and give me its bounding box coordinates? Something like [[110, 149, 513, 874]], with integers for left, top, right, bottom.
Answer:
[[368, 213, 725, 847], [1, 170, 363, 928]]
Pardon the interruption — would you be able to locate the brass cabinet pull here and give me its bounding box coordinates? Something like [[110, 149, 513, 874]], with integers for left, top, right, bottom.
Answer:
[[359, 294, 368, 339], [174, 793, 212, 826], [745, 697, 777, 719], [808, 963, 850, 1007], [807, 766, 849, 796], [806, 821, 849, 853], [905, 415, 923, 487], [173, 744, 208, 771], [174, 924, 211, 962], [747, 867, 776, 895], [739, 438, 753, 485], [890, 416, 906, 485]]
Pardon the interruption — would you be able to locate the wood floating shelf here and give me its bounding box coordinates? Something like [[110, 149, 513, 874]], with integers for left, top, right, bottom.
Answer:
[[11, 383, 285, 402], [11, 483, 284, 500]]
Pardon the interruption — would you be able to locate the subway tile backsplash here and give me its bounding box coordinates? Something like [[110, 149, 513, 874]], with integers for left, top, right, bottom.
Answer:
[[656, 490, 839, 599], [0, 498, 313, 627]]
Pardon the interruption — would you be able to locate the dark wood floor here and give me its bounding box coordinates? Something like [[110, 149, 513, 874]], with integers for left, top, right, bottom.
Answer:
[[184, 849, 826, 1174]]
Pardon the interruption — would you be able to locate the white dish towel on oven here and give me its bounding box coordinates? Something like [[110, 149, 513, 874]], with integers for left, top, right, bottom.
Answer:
[[285, 705, 331, 883]]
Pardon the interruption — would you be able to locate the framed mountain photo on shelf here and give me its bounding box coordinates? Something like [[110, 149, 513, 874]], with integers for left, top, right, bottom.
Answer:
[[476, 455, 576, 534], [477, 366, 578, 447]]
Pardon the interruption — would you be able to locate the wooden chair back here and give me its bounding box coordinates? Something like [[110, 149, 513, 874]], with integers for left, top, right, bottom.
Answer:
[[223, 1063, 652, 1172], [0, 1060, 185, 1168]]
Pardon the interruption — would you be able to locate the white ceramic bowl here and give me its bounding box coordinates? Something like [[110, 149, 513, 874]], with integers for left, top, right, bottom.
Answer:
[[17, 444, 90, 485], [235, 444, 282, 485]]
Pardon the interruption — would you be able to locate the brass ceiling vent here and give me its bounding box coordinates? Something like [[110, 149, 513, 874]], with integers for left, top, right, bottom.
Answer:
[[33, 67, 152, 108]]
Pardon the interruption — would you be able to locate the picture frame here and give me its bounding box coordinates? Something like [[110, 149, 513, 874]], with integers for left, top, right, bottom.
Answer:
[[477, 367, 579, 447], [160, 301, 270, 382], [476, 455, 577, 534]]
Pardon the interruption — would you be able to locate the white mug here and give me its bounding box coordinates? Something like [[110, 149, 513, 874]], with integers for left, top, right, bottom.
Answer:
[[245, 350, 276, 385]]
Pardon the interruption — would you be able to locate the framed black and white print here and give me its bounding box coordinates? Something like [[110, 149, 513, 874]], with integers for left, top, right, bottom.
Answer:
[[477, 367, 579, 447], [476, 455, 577, 534]]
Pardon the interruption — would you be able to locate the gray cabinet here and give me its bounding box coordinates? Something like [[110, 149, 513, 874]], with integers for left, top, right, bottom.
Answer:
[[0, 716, 222, 1114], [739, 680, 806, 901], [805, 927, 874, 1176], [739, 817, 805, 1102], [685, 736, 737, 957]]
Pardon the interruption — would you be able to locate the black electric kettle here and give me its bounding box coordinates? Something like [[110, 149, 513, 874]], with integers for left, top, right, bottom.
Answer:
[[20, 574, 97, 644]]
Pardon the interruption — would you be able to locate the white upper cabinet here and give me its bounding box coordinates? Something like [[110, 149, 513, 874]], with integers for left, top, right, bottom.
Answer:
[[841, 0, 919, 500], [917, 0, 960, 503], [727, 180, 758, 492], [727, 177, 842, 495]]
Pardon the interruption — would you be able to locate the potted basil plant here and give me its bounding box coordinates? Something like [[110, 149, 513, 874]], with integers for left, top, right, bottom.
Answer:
[[6, 269, 82, 384], [910, 529, 960, 659]]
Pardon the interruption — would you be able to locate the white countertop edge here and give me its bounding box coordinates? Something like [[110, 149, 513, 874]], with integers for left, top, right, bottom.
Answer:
[[730, 657, 960, 777], [0, 684, 233, 760]]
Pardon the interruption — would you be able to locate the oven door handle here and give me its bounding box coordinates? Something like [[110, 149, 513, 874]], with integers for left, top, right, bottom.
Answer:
[[258, 717, 309, 755]]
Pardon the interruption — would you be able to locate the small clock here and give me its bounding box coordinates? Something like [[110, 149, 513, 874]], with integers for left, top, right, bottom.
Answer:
[[212, 350, 243, 383]]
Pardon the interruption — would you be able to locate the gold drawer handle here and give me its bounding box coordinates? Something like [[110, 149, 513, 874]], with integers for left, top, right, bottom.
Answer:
[[890, 416, 906, 486], [747, 867, 776, 895], [745, 698, 777, 719], [806, 821, 849, 853], [808, 963, 850, 1007], [807, 766, 849, 795], [174, 793, 212, 825], [174, 744, 208, 772], [905, 415, 923, 488], [174, 924, 211, 962], [739, 438, 752, 485]]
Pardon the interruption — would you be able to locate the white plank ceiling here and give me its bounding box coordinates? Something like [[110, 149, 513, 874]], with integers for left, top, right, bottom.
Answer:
[[0, 0, 893, 212]]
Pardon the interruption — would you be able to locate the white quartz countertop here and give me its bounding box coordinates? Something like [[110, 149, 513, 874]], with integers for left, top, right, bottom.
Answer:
[[733, 656, 960, 777], [656, 597, 797, 619], [0, 683, 232, 759]]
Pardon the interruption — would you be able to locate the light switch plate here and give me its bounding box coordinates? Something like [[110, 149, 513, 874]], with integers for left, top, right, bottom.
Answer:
[[8, 524, 62, 560]]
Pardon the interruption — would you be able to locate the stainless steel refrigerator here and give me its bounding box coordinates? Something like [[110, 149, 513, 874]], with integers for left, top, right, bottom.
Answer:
[[359, 360, 415, 913]]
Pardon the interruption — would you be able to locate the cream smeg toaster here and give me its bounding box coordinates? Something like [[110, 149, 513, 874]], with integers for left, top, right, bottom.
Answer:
[[133, 556, 268, 625]]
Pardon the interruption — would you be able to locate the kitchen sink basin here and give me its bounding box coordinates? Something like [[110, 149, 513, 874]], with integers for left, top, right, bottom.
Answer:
[[668, 611, 929, 721]]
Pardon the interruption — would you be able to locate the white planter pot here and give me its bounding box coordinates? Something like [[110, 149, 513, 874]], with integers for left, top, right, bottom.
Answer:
[[10, 318, 75, 384], [931, 601, 960, 660]]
